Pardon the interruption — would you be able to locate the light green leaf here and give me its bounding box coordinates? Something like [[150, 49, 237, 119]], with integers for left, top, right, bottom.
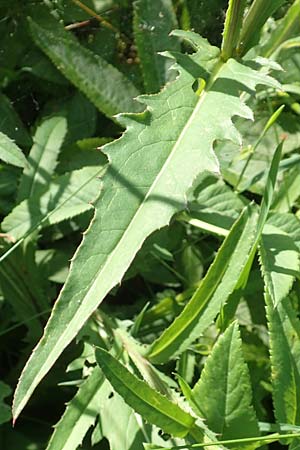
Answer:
[[0, 132, 27, 168], [17, 116, 67, 202], [12, 32, 279, 420], [266, 293, 300, 442], [259, 223, 299, 307], [192, 322, 259, 448], [147, 204, 259, 363], [95, 347, 196, 438], [2, 166, 104, 241], [267, 212, 300, 250], [133, 0, 179, 93], [46, 366, 106, 450], [28, 17, 141, 117]]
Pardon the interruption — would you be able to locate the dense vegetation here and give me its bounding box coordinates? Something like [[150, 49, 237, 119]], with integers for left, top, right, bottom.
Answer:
[[1, 0, 300, 449]]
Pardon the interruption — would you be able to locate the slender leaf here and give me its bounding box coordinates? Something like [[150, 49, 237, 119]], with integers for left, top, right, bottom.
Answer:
[[0, 132, 27, 168], [259, 224, 299, 307], [266, 293, 300, 441], [17, 116, 67, 202], [147, 204, 259, 363], [238, 0, 286, 55], [46, 366, 106, 450], [12, 31, 279, 420], [192, 322, 259, 448], [133, 0, 179, 93], [29, 17, 141, 117], [261, 0, 300, 58], [95, 347, 196, 438]]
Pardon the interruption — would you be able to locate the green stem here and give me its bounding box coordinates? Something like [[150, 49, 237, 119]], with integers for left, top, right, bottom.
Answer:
[[153, 432, 300, 450], [221, 0, 247, 61]]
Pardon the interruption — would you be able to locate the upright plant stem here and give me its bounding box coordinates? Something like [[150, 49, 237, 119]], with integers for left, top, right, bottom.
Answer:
[[221, 0, 247, 61]]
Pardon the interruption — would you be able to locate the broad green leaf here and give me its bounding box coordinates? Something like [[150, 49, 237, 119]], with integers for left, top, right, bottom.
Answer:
[[192, 322, 259, 448], [2, 166, 104, 241], [0, 380, 12, 425], [0, 93, 31, 147], [17, 116, 67, 202], [95, 347, 197, 438], [259, 223, 299, 307], [267, 212, 300, 250], [0, 132, 27, 168], [147, 204, 259, 363], [46, 366, 106, 450], [12, 31, 280, 420], [133, 0, 179, 93], [266, 293, 300, 439], [28, 17, 141, 117]]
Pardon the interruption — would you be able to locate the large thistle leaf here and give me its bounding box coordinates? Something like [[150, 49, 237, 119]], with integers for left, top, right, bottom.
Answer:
[[12, 30, 279, 420], [192, 322, 259, 449]]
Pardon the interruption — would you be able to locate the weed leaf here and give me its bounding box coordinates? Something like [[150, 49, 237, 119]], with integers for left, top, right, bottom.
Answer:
[[29, 17, 141, 117], [133, 0, 179, 93], [12, 31, 279, 420], [266, 293, 300, 441], [259, 224, 299, 306], [0, 132, 27, 168], [17, 116, 67, 202], [95, 347, 196, 438], [192, 322, 259, 448], [46, 367, 106, 450]]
